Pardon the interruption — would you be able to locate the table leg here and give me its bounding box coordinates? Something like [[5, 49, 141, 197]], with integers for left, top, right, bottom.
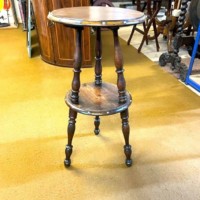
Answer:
[[94, 116, 100, 135], [112, 27, 127, 104], [70, 27, 83, 104], [120, 109, 132, 167], [64, 108, 77, 167], [65, 27, 83, 167], [93, 27, 102, 135], [95, 27, 102, 86]]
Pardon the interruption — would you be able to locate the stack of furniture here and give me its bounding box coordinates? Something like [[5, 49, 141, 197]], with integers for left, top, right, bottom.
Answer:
[[159, 0, 192, 81], [127, 0, 162, 53]]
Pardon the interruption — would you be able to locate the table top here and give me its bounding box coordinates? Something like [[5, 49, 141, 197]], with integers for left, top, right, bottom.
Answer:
[[48, 6, 145, 27]]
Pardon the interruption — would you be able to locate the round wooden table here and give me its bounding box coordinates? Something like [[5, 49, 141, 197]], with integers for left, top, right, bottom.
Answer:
[[48, 6, 145, 167]]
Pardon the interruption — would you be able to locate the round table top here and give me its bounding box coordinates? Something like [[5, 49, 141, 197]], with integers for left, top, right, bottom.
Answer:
[[47, 6, 145, 27]]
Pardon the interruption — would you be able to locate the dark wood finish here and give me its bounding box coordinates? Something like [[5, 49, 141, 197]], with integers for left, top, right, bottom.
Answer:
[[121, 109, 132, 166], [94, 116, 100, 135], [48, 7, 145, 27], [48, 7, 145, 167], [31, 0, 92, 67], [64, 108, 77, 167], [70, 27, 83, 104], [112, 27, 127, 103], [94, 27, 102, 86], [127, 0, 162, 53], [65, 82, 132, 116]]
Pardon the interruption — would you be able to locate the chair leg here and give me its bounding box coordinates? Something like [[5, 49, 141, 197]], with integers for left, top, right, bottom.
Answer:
[[143, 22, 148, 45], [138, 19, 154, 53], [138, 30, 147, 53], [138, 17, 160, 53], [127, 22, 148, 47], [152, 20, 160, 51], [127, 24, 136, 45]]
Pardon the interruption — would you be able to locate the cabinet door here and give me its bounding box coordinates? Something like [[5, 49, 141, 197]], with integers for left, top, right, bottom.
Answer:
[[32, 0, 92, 67], [31, 0, 55, 64]]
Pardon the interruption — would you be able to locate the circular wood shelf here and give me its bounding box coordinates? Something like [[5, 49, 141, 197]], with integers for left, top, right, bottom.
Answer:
[[48, 6, 145, 27], [65, 82, 132, 116]]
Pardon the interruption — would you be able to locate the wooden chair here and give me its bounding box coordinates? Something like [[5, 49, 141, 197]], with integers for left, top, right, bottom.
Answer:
[[92, 0, 114, 7], [127, 0, 162, 53], [156, 0, 182, 52], [156, 0, 192, 52]]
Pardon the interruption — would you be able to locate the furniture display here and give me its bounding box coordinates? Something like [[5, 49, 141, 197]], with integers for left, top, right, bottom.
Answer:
[[31, 0, 92, 68], [127, 0, 162, 53], [156, 0, 192, 53], [48, 6, 145, 167], [156, 0, 180, 53], [159, 0, 191, 81]]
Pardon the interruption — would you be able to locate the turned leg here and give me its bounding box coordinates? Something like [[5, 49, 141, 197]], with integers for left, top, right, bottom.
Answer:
[[95, 27, 102, 86], [152, 20, 160, 52], [93, 27, 102, 135], [120, 109, 132, 167], [64, 108, 77, 167], [70, 27, 83, 104], [112, 27, 127, 104], [94, 116, 100, 135]]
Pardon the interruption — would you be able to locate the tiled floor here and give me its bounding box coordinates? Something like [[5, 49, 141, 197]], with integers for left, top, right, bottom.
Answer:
[[112, 1, 200, 95], [118, 25, 200, 95]]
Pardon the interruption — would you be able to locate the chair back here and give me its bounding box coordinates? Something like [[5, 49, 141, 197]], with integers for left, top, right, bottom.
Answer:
[[93, 0, 114, 7], [136, 0, 162, 18]]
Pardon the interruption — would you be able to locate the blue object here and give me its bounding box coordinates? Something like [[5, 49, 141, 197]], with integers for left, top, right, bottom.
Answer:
[[185, 23, 200, 92]]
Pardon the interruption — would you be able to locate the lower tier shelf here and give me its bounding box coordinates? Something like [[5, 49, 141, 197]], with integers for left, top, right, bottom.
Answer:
[[65, 82, 132, 116]]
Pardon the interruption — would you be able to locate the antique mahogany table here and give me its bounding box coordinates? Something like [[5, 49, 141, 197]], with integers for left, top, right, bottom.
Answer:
[[48, 6, 145, 167]]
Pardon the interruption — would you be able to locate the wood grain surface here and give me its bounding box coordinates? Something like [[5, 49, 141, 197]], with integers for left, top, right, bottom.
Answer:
[[65, 82, 132, 116], [48, 6, 145, 27]]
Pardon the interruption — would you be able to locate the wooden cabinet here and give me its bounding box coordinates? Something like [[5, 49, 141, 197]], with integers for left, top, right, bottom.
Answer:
[[31, 0, 92, 67]]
